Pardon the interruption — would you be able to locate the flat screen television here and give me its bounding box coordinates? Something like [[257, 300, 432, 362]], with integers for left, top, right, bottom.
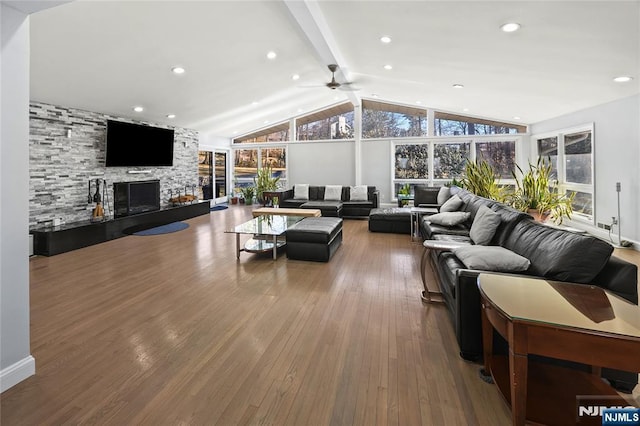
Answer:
[[105, 120, 175, 167]]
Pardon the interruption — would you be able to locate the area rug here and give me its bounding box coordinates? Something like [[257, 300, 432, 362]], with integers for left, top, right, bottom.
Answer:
[[211, 204, 228, 211], [131, 222, 189, 236]]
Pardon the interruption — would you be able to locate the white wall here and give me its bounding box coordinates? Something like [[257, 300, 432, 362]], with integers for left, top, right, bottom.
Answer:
[[361, 140, 392, 204], [1, 3, 35, 392], [288, 141, 354, 186], [530, 94, 640, 244]]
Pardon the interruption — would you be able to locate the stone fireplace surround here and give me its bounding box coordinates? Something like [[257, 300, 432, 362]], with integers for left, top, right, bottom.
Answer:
[[29, 102, 199, 229]]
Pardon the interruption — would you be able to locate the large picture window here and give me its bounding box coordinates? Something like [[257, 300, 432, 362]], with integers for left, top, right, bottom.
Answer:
[[475, 140, 516, 179], [434, 112, 526, 135], [433, 142, 470, 179], [233, 146, 287, 190], [363, 100, 427, 138], [296, 103, 354, 141], [534, 124, 594, 221]]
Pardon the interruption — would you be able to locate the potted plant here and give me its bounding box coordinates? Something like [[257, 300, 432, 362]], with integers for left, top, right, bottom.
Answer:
[[254, 166, 280, 206], [240, 186, 256, 205], [460, 159, 506, 202], [398, 183, 411, 207], [509, 157, 574, 224]]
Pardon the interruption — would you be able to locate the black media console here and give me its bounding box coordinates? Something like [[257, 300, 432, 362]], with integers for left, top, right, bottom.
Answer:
[[31, 201, 210, 256]]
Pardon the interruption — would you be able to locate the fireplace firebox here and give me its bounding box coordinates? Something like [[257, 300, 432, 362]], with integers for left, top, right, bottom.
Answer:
[[113, 180, 160, 218]]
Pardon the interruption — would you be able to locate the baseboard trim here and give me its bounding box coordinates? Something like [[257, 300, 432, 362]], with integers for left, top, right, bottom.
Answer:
[[1, 355, 35, 393]]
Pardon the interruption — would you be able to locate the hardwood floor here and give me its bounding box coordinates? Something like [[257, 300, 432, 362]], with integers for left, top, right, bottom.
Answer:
[[2, 206, 638, 425]]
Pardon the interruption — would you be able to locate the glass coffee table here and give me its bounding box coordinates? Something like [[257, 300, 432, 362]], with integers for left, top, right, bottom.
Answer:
[[226, 215, 305, 260]]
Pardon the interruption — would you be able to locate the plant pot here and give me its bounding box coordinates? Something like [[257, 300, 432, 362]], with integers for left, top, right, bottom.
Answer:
[[527, 209, 550, 223], [230, 197, 238, 205], [239, 198, 245, 205]]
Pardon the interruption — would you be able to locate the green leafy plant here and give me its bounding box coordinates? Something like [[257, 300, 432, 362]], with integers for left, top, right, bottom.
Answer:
[[254, 166, 280, 205], [398, 183, 411, 196], [509, 157, 574, 224], [240, 186, 255, 204], [460, 160, 506, 202]]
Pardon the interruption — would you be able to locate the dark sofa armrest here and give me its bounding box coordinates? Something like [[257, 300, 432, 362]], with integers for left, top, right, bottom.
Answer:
[[281, 189, 294, 201], [371, 190, 380, 208]]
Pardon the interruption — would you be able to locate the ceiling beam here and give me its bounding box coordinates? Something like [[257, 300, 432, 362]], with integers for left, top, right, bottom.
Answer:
[[283, 0, 360, 107]]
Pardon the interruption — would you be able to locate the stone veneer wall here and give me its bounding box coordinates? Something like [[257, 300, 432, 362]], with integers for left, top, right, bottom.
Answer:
[[29, 102, 199, 228]]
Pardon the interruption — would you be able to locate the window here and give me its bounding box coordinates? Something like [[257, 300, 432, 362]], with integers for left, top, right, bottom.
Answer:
[[234, 123, 289, 144], [434, 112, 526, 135], [362, 100, 427, 138], [233, 147, 287, 190], [394, 144, 429, 179], [475, 140, 516, 179], [296, 103, 354, 141], [533, 124, 594, 222], [433, 142, 470, 179]]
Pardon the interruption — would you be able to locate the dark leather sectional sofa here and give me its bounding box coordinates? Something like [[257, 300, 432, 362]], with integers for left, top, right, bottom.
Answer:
[[280, 185, 379, 217], [421, 186, 639, 391]]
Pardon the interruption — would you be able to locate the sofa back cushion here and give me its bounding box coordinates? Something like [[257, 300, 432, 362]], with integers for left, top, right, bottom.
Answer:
[[503, 219, 614, 283], [489, 203, 532, 246], [414, 186, 440, 206]]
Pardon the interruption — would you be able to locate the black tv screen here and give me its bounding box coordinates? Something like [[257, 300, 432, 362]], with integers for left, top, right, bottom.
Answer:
[[105, 120, 174, 167]]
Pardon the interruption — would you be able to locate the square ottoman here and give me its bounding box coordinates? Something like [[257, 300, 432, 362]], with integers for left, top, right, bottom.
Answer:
[[368, 207, 411, 234], [286, 217, 343, 262]]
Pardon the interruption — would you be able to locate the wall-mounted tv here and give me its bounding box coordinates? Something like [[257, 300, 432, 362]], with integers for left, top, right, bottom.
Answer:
[[105, 120, 175, 167]]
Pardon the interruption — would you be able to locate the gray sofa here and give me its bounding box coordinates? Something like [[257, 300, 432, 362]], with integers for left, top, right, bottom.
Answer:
[[421, 186, 638, 392], [280, 185, 379, 218]]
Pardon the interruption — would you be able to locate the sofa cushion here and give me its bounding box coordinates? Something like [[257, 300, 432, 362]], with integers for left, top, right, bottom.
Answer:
[[427, 211, 470, 226], [349, 185, 368, 201], [437, 186, 451, 205], [469, 206, 501, 245], [452, 246, 531, 272], [324, 185, 342, 201], [294, 184, 309, 200], [503, 219, 614, 283], [440, 194, 464, 212]]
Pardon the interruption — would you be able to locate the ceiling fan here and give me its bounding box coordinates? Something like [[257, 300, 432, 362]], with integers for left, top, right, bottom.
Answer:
[[325, 64, 359, 91]]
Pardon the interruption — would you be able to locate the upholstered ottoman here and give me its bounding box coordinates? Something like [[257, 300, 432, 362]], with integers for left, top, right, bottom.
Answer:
[[286, 217, 343, 262], [300, 201, 343, 217], [368, 207, 411, 234]]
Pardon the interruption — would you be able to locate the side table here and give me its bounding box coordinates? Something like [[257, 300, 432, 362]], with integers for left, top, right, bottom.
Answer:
[[420, 240, 469, 303], [478, 273, 640, 426], [410, 207, 438, 242]]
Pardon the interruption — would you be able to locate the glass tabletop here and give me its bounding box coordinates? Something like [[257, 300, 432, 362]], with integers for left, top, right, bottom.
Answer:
[[478, 273, 640, 339], [226, 215, 305, 236]]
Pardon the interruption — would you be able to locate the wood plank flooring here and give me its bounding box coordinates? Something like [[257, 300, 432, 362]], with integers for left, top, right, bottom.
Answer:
[[1, 205, 638, 425]]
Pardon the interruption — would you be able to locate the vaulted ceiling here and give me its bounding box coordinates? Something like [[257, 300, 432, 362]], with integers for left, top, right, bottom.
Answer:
[[27, 1, 639, 139]]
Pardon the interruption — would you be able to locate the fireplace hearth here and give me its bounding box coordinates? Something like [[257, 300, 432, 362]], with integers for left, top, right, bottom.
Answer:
[[113, 180, 160, 218]]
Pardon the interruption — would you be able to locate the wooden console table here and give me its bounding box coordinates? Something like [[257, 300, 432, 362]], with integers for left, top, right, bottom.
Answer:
[[478, 273, 640, 426], [252, 207, 320, 218]]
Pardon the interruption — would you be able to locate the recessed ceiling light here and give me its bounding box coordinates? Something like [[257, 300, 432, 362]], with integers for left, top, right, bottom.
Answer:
[[384, 64, 393, 70], [415, 101, 422, 105], [463, 108, 469, 112], [166, 114, 176, 119], [232, 130, 238, 134], [264, 120, 270, 124], [613, 76, 633, 83], [252, 101, 259, 106], [133, 106, 144, 112], [292, 74, 300, 81], [266, 51, 277, 60], [297, 108, 303, 112], [380, 36, 392, 44], [513, 116, 521, 120], [171, 66, 185, 74], [501, 22, 521, 33], [452, 84, 464, 89]]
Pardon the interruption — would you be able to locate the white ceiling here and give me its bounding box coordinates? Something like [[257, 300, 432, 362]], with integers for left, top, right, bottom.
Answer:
[[28, 0, 639, 139]]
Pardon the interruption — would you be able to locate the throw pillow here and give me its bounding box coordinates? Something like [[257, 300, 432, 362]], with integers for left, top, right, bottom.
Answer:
[[324, 185, 342, 201], [469, 205, 501, 245], [427, 211, 470, 227], [437, 186, 451, 205], [294, 184, 309, 200], [440, 194, 464, 212], [452, 245, 531, 272], [350, 185, 368, 201]]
